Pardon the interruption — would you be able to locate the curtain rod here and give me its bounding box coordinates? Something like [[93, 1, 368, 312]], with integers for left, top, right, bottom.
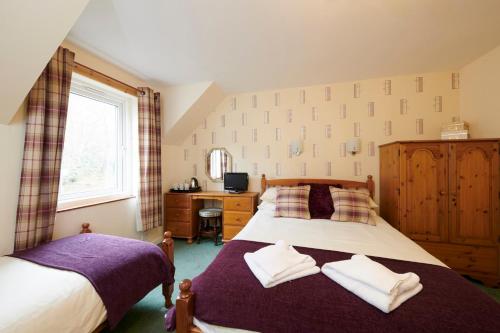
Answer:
[[73, 61, 145, 96]]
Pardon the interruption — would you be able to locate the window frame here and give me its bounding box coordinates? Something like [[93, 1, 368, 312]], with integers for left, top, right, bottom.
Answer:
[[57, 73, 137, 210]]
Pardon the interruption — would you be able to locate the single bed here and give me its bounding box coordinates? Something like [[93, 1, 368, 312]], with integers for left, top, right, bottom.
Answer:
[[171, 175, 500, 333], [0, 226, 175, 333]]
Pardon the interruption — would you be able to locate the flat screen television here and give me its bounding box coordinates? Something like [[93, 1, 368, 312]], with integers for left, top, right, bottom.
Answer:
[[224, 172, 249, 193]]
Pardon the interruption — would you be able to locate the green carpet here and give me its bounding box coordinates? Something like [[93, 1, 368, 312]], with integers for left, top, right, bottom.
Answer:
[[104, 239, 222, 333], [106, 239, 500, 332]]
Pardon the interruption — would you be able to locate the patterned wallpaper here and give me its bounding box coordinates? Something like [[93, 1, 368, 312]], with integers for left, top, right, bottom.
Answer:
[[164, 71, 460, 199]]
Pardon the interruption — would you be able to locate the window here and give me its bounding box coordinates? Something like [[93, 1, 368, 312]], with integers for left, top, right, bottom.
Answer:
[[58, 74, 137, 208]]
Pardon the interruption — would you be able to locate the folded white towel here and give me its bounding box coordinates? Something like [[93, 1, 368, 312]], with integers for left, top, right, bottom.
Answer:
[[328, 254, 420, 296], [322, 265, 422, 313], [245, 253, 320, 288], [244, 240, 320, 288], [321, 255, 422, 313], [246, 240, 313, 278]]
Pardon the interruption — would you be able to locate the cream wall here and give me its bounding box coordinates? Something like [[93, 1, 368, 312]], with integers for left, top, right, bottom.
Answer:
[[460, 45, 500, 138], [164, 71, 460, 201], [0, 103, 26, 255]]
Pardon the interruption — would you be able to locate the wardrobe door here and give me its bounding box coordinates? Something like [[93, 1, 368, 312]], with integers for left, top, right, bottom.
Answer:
[[449, 141, 499, 246], [380, 144, 401, 229], [400, 143, 449, 242]]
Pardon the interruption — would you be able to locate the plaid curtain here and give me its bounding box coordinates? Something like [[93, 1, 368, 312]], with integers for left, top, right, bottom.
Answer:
[[137, 88, 162, 231], [14, 47, 75, 251]]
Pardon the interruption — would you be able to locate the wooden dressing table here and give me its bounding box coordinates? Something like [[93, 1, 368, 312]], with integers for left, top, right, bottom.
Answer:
[[164, 191, 259, 243]]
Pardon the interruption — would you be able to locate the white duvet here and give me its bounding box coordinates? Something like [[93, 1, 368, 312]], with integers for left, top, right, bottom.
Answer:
[[194, 209, 446, 333], [0, 256, 106, 333], [236, 210, 445, 267]]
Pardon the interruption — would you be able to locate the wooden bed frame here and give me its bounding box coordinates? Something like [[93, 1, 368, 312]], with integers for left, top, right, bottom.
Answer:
[[261, 173, 375, 197], [81, 224, 176, 333], [174, 174, 375, 333]]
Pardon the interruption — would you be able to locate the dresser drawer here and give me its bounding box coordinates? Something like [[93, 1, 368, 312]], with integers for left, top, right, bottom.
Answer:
[[224, 211, 252, 227], [165, 208, 191, 222], [165, 222, 191, 238], [418, 241, 498, 274], [224, 197, 252, 212], [165, 194, 190, 208], [223, 225, 243, 241]]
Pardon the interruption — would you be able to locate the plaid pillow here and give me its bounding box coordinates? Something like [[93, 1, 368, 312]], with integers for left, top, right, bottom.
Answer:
[[274, 186, 311, 219], [330, 187, 375, 225]]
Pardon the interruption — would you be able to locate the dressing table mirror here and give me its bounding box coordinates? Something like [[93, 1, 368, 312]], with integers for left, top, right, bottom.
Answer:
[[206, 148, 232, 182]]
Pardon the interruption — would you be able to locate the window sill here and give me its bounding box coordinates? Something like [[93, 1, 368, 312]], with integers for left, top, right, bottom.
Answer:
[[57, 194, 136, 213]]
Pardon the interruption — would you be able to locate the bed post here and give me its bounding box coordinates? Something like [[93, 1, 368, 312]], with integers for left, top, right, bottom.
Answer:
[[366, 175, 375, 198], [176, 279, 196, 333], [261, 174, 267, 194], [162, 231, 174, 264], [162, 231, 175, 308], [80, 223, 92, 233]]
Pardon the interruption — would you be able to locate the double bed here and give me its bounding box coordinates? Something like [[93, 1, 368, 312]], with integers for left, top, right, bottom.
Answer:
[[0, 227, 175, 333], [172, 175, 500, 333]]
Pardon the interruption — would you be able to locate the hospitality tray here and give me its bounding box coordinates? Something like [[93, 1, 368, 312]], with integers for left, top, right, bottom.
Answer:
[[169, 187, 202, 193]]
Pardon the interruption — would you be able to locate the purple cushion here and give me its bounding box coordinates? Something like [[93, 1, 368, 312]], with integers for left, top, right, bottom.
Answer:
[[298, 183, 342, 219]]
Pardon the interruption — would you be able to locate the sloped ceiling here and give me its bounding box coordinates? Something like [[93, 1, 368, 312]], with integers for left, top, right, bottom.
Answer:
[[68, 0, 500, 93], [163, 81, 225, 144], [0, 0, 90, 124]]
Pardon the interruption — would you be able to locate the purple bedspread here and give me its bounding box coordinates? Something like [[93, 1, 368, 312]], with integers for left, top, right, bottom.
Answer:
[[11, 233, 174, 329], [167, 240, 500, 333]]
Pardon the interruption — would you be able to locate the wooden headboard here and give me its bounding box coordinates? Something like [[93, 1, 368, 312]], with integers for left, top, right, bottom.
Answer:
[[260, 174, 375, 198]]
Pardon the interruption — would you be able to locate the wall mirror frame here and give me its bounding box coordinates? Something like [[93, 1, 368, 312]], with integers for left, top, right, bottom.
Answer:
[[206, 148, 233, 182]]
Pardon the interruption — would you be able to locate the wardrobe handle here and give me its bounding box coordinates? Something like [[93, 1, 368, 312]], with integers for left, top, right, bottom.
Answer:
[[439, 191, 446, 196]]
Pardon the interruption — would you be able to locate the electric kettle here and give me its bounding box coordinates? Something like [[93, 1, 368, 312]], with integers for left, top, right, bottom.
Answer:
[[190, 177, 199, 189]]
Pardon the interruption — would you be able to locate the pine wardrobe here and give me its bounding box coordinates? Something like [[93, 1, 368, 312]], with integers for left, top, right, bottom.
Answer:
[[380, 139, 500, 286]]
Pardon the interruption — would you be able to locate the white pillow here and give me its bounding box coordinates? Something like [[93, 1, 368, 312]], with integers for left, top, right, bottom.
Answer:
[[260, 187, 278, 203], [257, 201, 276, 212], [368, 209, 378, 225]]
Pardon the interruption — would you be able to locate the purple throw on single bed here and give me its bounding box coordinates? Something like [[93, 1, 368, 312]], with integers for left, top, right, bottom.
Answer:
[[166, 240, 500, 333], [11, 233, 174, 329]]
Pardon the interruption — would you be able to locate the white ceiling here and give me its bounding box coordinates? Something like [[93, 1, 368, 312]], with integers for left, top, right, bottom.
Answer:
[[0, 0, 89, 124], [68, 0, 500, 92]]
